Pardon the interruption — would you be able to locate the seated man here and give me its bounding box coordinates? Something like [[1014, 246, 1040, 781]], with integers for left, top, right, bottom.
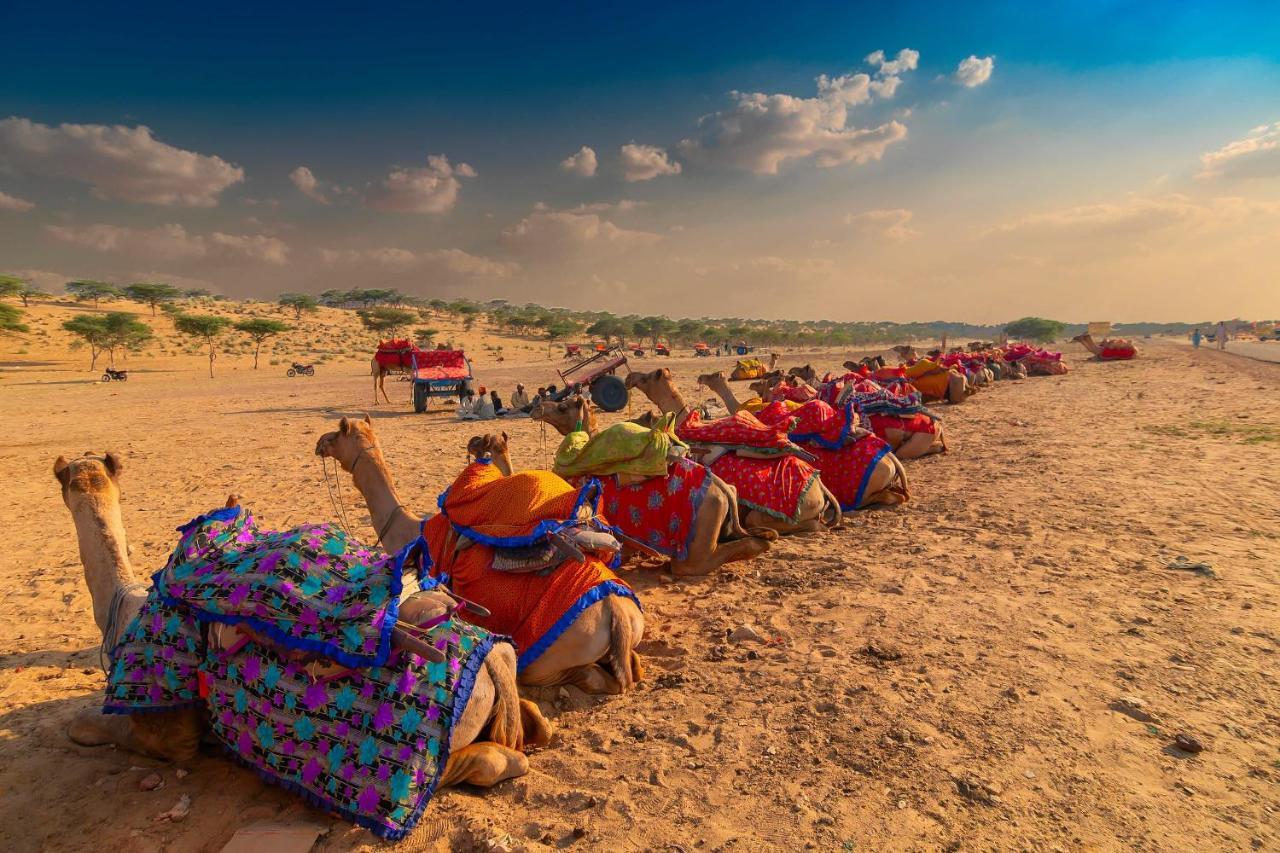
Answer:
[[510, 383, 531, 413]]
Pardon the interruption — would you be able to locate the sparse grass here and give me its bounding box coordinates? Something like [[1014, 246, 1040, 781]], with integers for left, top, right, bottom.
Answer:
[[1151, 420, 1279, 444]]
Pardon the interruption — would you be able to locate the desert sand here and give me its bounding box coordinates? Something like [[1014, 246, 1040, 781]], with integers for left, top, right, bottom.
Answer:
[[1, 301, 1278, 851]]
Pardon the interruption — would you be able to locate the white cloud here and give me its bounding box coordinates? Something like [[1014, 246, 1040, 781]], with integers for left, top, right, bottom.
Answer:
[[318, 246, 516, 278], [501, 205, 662, 257], [953, 55, 995, 88], [677, 51, 914, 175], [844, 208, 918, 241], [560, 146, 598, 177], [0, 189, 34, 212], [744, 255, 836, 276], [1198, 122, 1280, 180], [620, 144, 682, 182], [46, 223, 289, 265], [365, 154, 474, 214], [990, 194, 1280, 241], [0, 117, 244, 206], [289, 166, 330, 203], [567, 199, 646, 213]]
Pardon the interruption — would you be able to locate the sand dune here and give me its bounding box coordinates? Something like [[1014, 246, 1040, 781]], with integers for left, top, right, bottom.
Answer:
[[2, 306, 1278, 851]]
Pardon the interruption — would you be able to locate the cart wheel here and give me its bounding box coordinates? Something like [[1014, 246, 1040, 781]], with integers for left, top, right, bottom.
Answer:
[[102, 373, 111, 382], [590, 374, 629, 412], [304, 367, 315, 376], [287, 368, 296, 377], [121, 374, 128, 381], [413, 383, 428, 413]]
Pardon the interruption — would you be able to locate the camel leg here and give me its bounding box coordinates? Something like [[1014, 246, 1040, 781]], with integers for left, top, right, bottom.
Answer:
[[68, 707, 204, 763], [379, 372, 392, 405], [668, 484, 771, 576], [519, 699, 552, 748], [437, 741, 528, 789], [894, 431, 936, 460]]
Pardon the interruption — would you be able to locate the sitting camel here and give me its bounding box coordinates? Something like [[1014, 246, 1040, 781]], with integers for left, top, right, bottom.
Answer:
[[531, 395, 774, 576], [788, 364, 819, 384], [697, 370, 921, 487], [317, 417, 645, 694], [1071, 333, 1137, 361], [54, 452, 548, 796], [625, 369, 843, 532]]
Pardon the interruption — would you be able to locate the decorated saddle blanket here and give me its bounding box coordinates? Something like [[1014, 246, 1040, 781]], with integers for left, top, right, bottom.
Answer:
[[902, 359, 952, 401], [594, 456, 711, 561], [553, 415, 685, 481], [754, 399, 895, 510], [105, 509, 502, 840], [729, 358, 767, 380], [676, 409, 797, 455], [1100, 343, 1136, 360], [709, 453, 820, 523], [419, 462, 639, 670]]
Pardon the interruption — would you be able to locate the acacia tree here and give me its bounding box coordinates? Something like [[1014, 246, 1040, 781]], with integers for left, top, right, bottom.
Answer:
[[413, 327, 440, 348], [66, 280, 123, 308], [357, 307, 417, 338], [63, 315, 111, 368], [543, 318, 582, 357], [278, 292, 319, 319], [1, 303, 28, 334], [1005, 317, 1065, 344], [234, 318, 290, 369], [124, 282, 182, 315], [0, 274, 25, 301], [174, 314, 232, 377]]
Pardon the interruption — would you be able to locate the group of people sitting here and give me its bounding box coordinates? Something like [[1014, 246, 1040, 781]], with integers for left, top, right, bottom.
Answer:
[[456, 383, 559, 420]]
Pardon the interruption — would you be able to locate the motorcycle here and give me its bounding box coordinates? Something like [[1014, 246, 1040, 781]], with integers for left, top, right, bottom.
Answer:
[[286, 362, 316, 377], [102, 368, 128, 382]]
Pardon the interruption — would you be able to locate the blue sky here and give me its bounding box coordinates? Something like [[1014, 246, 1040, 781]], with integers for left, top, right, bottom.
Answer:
[[2, 1, 1278, 321]]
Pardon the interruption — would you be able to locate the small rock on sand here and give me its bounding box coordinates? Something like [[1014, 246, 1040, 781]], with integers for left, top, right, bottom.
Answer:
[[1173, 734, 1205, 754], [154, 794, 191, 823], [1110, 696, 1160, 724], [138, 772, 164, 792], [728, 624, 763, 643]]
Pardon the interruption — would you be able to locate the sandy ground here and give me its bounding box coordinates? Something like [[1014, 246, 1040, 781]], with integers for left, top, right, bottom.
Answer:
[[2, 303, 1278, 852]]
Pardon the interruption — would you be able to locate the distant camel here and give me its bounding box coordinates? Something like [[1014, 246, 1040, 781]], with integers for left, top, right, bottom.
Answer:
[[371, 354, 408, 405]]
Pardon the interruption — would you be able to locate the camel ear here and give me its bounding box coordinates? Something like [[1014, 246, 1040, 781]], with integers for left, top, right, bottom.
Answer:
[[363, 413, 372, 425], [502, 431, 508, 443], [339, 417, 352, 435], [53, 456, 71, 486], [104, 452, 123, 478], [659, 367, 671, 380]]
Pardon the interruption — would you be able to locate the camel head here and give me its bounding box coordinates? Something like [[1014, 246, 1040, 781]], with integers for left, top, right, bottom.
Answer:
[[892, 345, 917, 361], [1070, 333, 1090, 344], [530, 394, 595, 437], [625, 367, 676, 399], [467, 433, 512, 476], [748, 373, 783, 400], [315, 414, 381, 473], [787, 364, 817, 383], [53, 452, 124, 512]]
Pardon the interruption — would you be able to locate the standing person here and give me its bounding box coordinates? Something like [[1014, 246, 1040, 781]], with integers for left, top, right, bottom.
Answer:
[[1191, 328, 1201, 348], [1217, 321, 1228, 350]]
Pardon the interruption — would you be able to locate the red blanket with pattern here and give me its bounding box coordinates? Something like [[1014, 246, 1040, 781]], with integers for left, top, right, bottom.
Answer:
[[708, 454, 819, 523], [592, 457, 711, 560]]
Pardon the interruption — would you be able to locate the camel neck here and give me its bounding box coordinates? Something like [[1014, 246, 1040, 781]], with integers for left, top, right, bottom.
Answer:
[[70, 498, 144, 642], [351, 447, 420, 555]]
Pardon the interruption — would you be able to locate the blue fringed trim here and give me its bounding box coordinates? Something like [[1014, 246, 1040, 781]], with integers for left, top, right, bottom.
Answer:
[[734, 468, 823, 525], [516, 580, 641, 671], [842, 441, 892, 512], [102, 699, 206, 716], [789, 399, 859, 450]]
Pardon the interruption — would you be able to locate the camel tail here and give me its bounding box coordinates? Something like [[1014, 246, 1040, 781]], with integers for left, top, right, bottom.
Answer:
[[818, 478, 844, 529], [606, 596, 642, 692], [483, 650, 525, 752], [867, 452, 911, 506], [706, 472, 755, 541]]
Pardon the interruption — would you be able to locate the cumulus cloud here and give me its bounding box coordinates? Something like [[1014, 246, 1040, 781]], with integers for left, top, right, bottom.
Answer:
[[677, 50, 914, 175], [567, 199, 646, 213], [560, 146, 598, 177], [501, 205, 662, 257], [318, 246, 517, 278], [953, 55, 995, 88], [1198, 122, 1280, 180], [620, 144, 681, 182], [290, 166, 330, 203], [0, 189, 34, 212], [46, 223, 289, 265], [365, 154, 474, 214], [0, 117, 244, 206], [844, 208, 918, 241]]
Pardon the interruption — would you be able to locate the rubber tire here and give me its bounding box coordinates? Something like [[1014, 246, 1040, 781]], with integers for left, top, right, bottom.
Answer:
[[413, 383, 428, 413], [590, 374, 629, 412], [287, 368, 296, 377], [304, 367, 315, 376], [102, 374, 111, 382]]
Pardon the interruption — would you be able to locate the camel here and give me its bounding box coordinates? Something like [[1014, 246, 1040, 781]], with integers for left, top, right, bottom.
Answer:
[[624, 369, 842, 533], [843, 356, 886, 373], [699, 368, 931, 474], [788, 364, 819, 384], [54, 451, 548, 790], [370, 354, 408, 405], [531, 395, 774, 576], [892, 345, 919, 362], [317, 416, 645, 693], [1071, 333, 1136, 361]]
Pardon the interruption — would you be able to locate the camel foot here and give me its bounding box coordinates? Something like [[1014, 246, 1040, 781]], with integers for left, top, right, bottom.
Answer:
[[743, 526, 779, 541], [566, 663, 624, 695], [438, 742, 528, 789], [519, 699, 553, 749], [67, 708, 132, 748]]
